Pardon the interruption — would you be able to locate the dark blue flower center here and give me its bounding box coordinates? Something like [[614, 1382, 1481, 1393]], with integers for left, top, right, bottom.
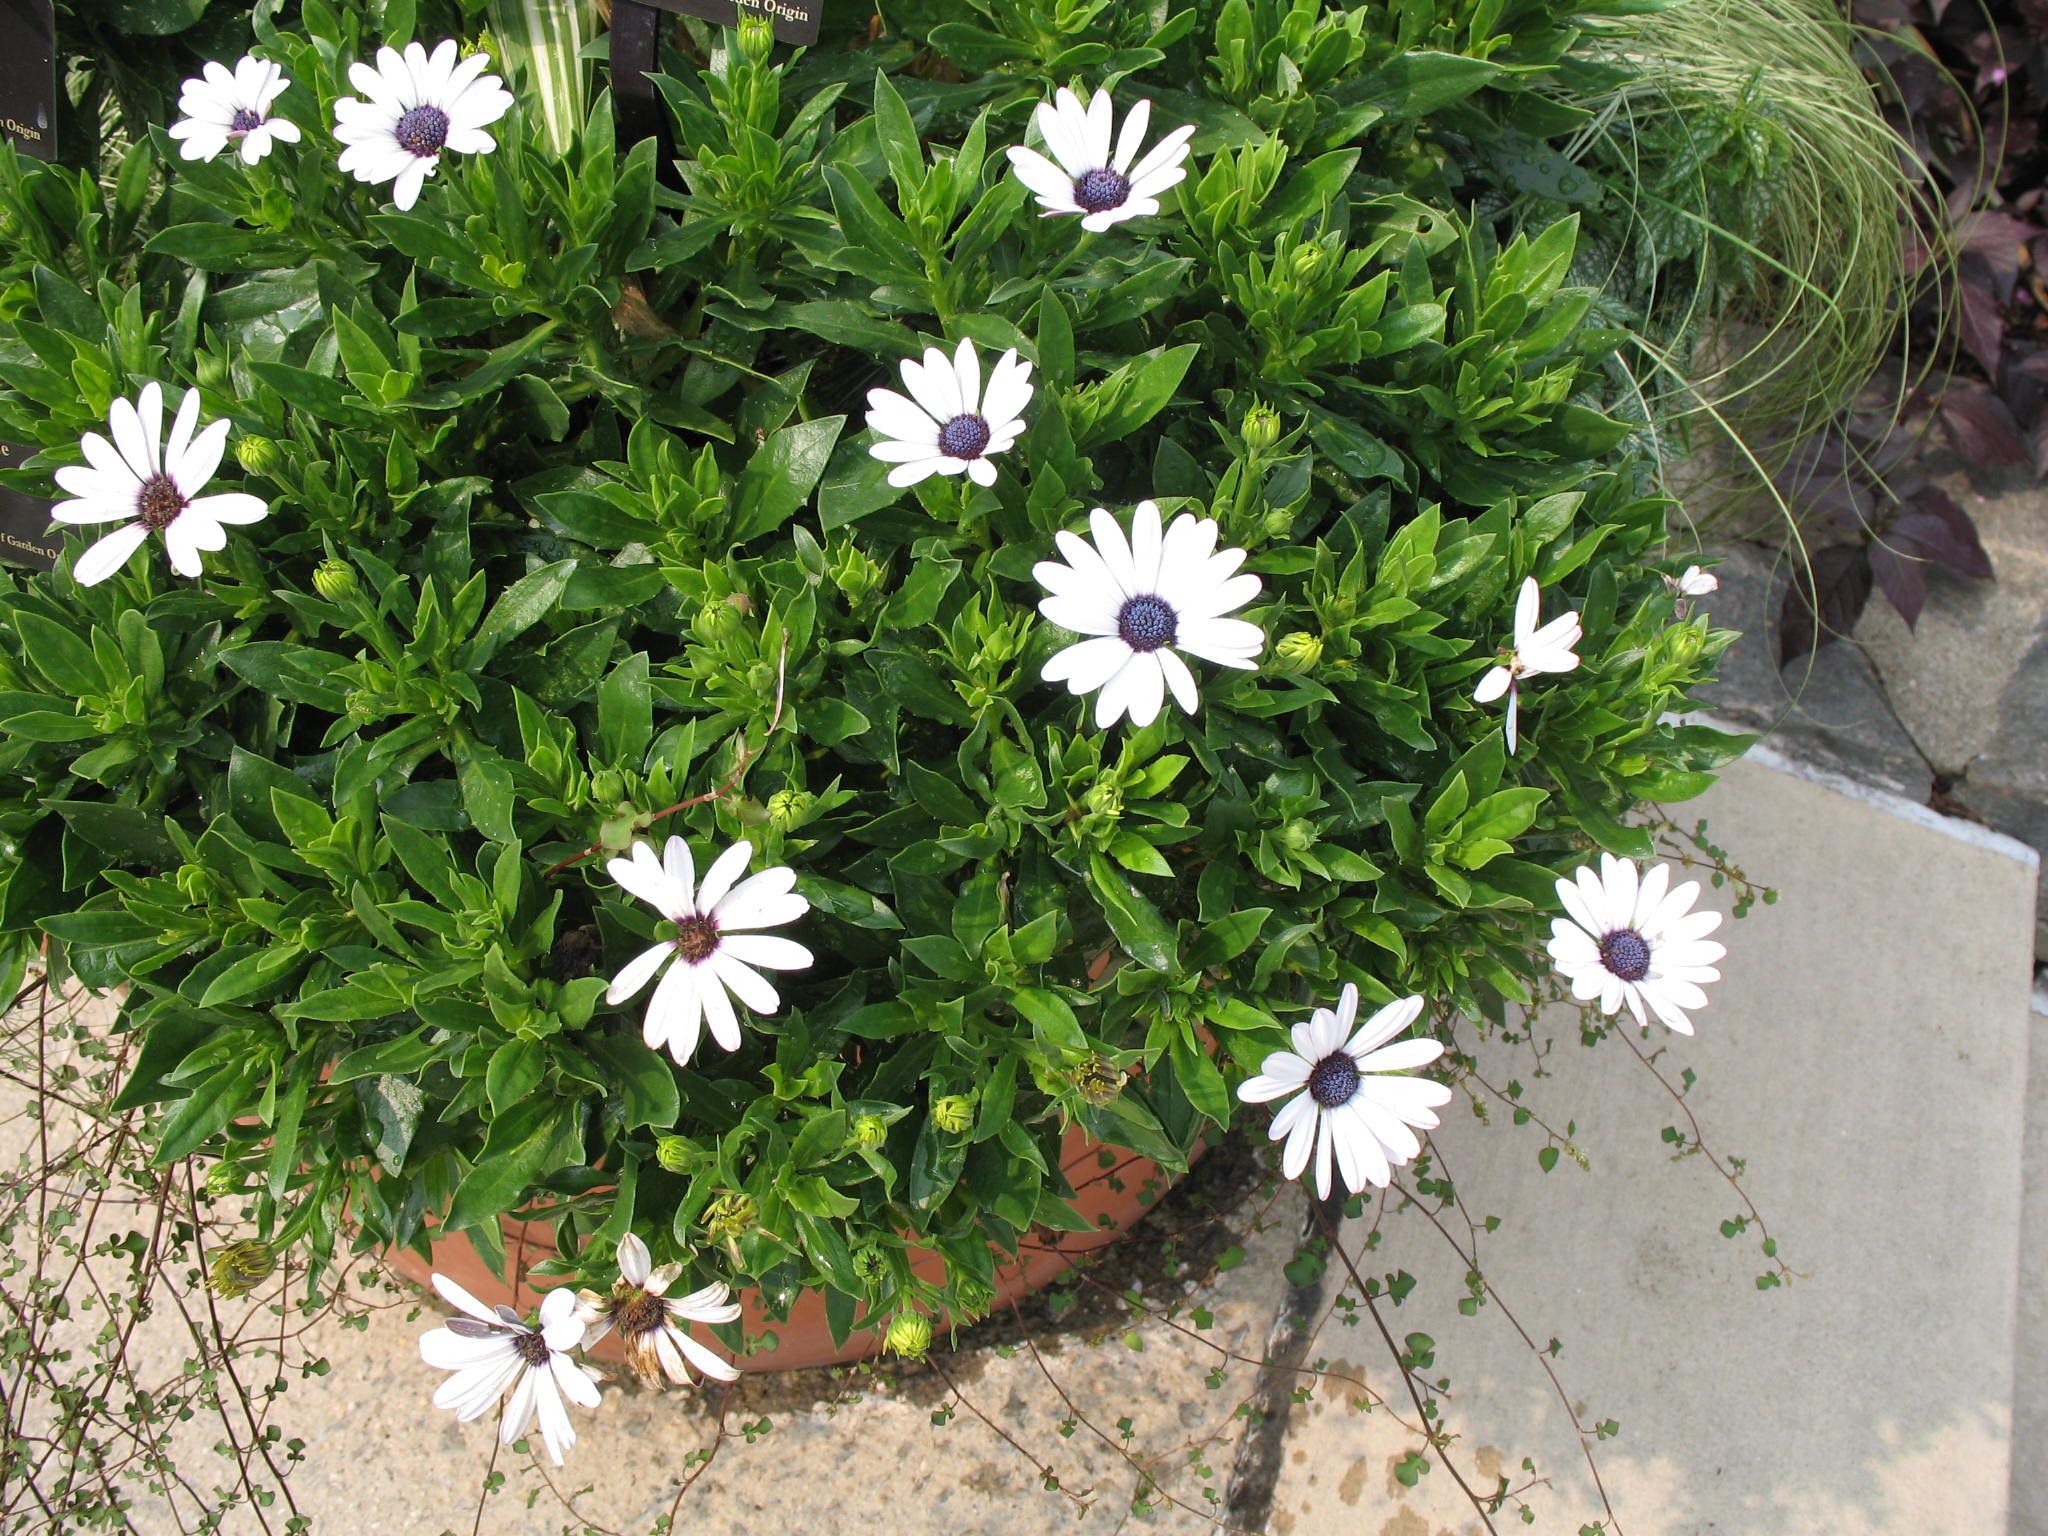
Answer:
[[136, 474, 186, 531], [395, 104, 451, 157], [1599, 928, 1651, 982], [1074, 166, 1131, 214], [937, 413, 990, 460], [673, 913, 721, 964], [229, 108, 263, 134], [510, 1330, 550, 1366], [1307, 1052, 1360, 1108], [1116, 595, 1177, 653]]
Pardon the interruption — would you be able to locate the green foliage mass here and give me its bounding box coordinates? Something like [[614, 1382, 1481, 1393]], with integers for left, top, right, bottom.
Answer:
[[0, 0, 1742, 1351]]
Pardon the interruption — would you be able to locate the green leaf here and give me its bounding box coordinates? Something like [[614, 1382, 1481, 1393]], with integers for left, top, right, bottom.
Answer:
[[465, 559, 576, 669], [1071, 345, 1199, 451], [14, 612, 105, 696], [732, 417, 843, 543], [1168, 1028, 1230, 1125], [486, 1038, 545, 1117], [44, 801, 179, 867], [585, 1030, 681, 1130], [154, 1057, 264, 1164], [1012, 985, 1088, 1055], [1087, 854, 1178, 973], [445, 1099, 568, 1231]]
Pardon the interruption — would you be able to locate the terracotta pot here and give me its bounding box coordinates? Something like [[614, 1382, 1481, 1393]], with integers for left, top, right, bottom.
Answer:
[[386, 1125, 1189, 1372]]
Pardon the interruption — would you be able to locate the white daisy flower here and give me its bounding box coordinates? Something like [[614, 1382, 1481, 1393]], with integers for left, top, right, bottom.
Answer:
[[1666, 565, 1718, 598], [575, 1233, 742, 1387], [1237, 985, 1452, 1200], [1546, 853, 1726, 1035], [604, 837, 812, 1067], [1472, 576, 1582, 754], [50, 383, 270, 587], [1033, 499, 1264, 729], [418, 1274, 601, 1466], [865, 336, 1033, 488], [332, 39, 513, 211], [167, 56, 302, 165], [1004, 87, 1195, 232]]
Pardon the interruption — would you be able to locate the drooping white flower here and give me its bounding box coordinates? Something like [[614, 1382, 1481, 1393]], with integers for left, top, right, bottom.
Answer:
[[418, 1275, 601, 1466], [167, 56, 302, 165], [1472, 576, 1581, 754], [865, 337, 1032, 488], [575, 1234, 742, 1387], [50, 383, 270, 587], [1033, 500, 1264, 729], [332, 40, 512, 211], [1546, 853, 1726, 1035], [1666, 565, 1718, 598], [1005, 88, 1195, 232], [1237, 986, 1452, 1200], [604, 837, 812, 1066]]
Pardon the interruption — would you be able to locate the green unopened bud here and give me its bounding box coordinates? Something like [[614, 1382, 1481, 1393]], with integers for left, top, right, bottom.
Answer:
[[312, 558, 358, 603], [692, 596, 748, 646], [1083, 782, 1122, 819], [704, 1191, 758, 1241], [829, 543, 885, 606], [1243, 405, 1282, 454], [852, 1113, 889, 1149], [852, 1245, 889, 1284], [931, 1094, 975, 1135], [885, 1310, 933, 1358], [234, 435, 283, 479], [1261, 507, 1294, 539], [767, 789, 814, 831], [1271, 631, 1323, 676], [204, 1160, 242, 1195], [654, 1135, 695, 1174], [1279, 818, 1316, 854], [207, 1240, 275, 1299], [1291, 243, 1325, 282], [195, 353, 231, 392], [1071, 1056, 1124, 1107]]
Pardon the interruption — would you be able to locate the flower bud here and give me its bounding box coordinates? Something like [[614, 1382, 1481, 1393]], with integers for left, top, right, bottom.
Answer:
[[1291, 243, 1324, 282], [852, 1113, 889, 1149], [312, 558, 358, 603], [704, 1191, 758, 1240], [1270, 631, 1323, 675], [234, 435, 283, 479], [1083, 782, 1122, 819], [767, 789, 814, 830], [692, 599, 746, 646], [931, 1094, 975, 1135], [1279, 818, 1316, 854], [1071, 1056, 1124, 1107], [204, 1160, 242, 1195], [852, 1245, 889, 1284], [1243, 405, 1282, 454], [829, 543, 885, 606], [195, 353, 231, 392], [1261, 507, 1294, 539], [207, 1240, 275, 1299], [885, 1310, 933, 1358], [655, 1135, 695, 1173]]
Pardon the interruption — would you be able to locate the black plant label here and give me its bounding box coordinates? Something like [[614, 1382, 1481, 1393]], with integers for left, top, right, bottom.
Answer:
[[0, 0, 57, 162], [0, 441, 59, 571], [628, 0, 822, 46]]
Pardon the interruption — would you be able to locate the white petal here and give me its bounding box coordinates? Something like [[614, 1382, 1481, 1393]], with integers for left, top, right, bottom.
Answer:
[[184, 492, 268, 526], [433, 1272, 510, 1326], [710, 951, 780, 1015], [69, 523, 150, 587], [979, 350, 1034, 430], [1037, 594, 1120, 637], [670, 1324, 742, 1382], [1088, 507, 1140, 594], [711, 866, 805, 930], [1157, 647, 1201, 715], [1473, 665, 1511, 704], [699, 970, 743, 1053], [695, 841, 754, 913], [1041, 635, 1135, 694], [1081, 88, 1114, 169], [1112, 97, 1151, 173], [1036, 90, 1089, 177], [1127, 124, 1196, 185], [899, 348, 962, 423], [617, 1233, 651, 1286], [718, 933, 812, 971], [645, 961, 703, 1065], [1513, 577, 1541, 646], [951, 336, 981, 417], [1007, 144, 1077, 203], [1174, 616, 1266, 667], [608, 847, 687, 919]]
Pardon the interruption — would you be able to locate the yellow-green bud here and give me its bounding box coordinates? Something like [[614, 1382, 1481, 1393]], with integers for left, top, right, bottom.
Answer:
[[655, 1135, 695, 1173], [207, 1240, 275, 1299], [1071, 1056, 1124, 1107], [931, 1095, 975, 1135], [312, 558, 358, 603], [1279, 818, 1316, 854], [234, 435, 283, 479], [204, 1160, 241, 1195], [829, 543, 885, 606], [852, 1245, 889, 1284], [1261, 507, 1294, 539], [1291, 243, 1325, 282], [692, 596, 748, 646], [1271, 631, 1323, 676], [852, 1113, 889, 1149], [704, 1191, 757, 1240], [1083, 781, 1122, 819], [1242, 405, 1282, 454], [885, 1310, 933, 1358], [195, 353, 231, 392], [767, 789, 814, 831]]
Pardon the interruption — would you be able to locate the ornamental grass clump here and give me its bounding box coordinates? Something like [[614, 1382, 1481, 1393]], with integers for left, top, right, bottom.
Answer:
[[0, 0, 1749, 1392]]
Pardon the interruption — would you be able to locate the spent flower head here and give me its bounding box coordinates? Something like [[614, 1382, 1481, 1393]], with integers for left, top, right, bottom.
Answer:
[[575, 1234, 741, 1387]]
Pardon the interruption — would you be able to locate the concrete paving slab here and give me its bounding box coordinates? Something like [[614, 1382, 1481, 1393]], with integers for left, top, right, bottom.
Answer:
[[1267, 750, 2038, 1536], [2013, 980, 2048, 1536]]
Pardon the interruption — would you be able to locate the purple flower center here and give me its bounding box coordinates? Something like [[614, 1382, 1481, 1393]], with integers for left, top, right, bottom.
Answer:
[[229, 108, 263, 134], [136, 473, 186, 531], [1307, 1052, 1360, 1108], [936, 413, 990, 460], [510, 1331, 551, 1367], [1598, 928, 1652, 982], [1074, 166, 1131, 214], [673, 913, 721, 964], [1116, 595, 1177, 653], [395, 104, 451, 157]]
